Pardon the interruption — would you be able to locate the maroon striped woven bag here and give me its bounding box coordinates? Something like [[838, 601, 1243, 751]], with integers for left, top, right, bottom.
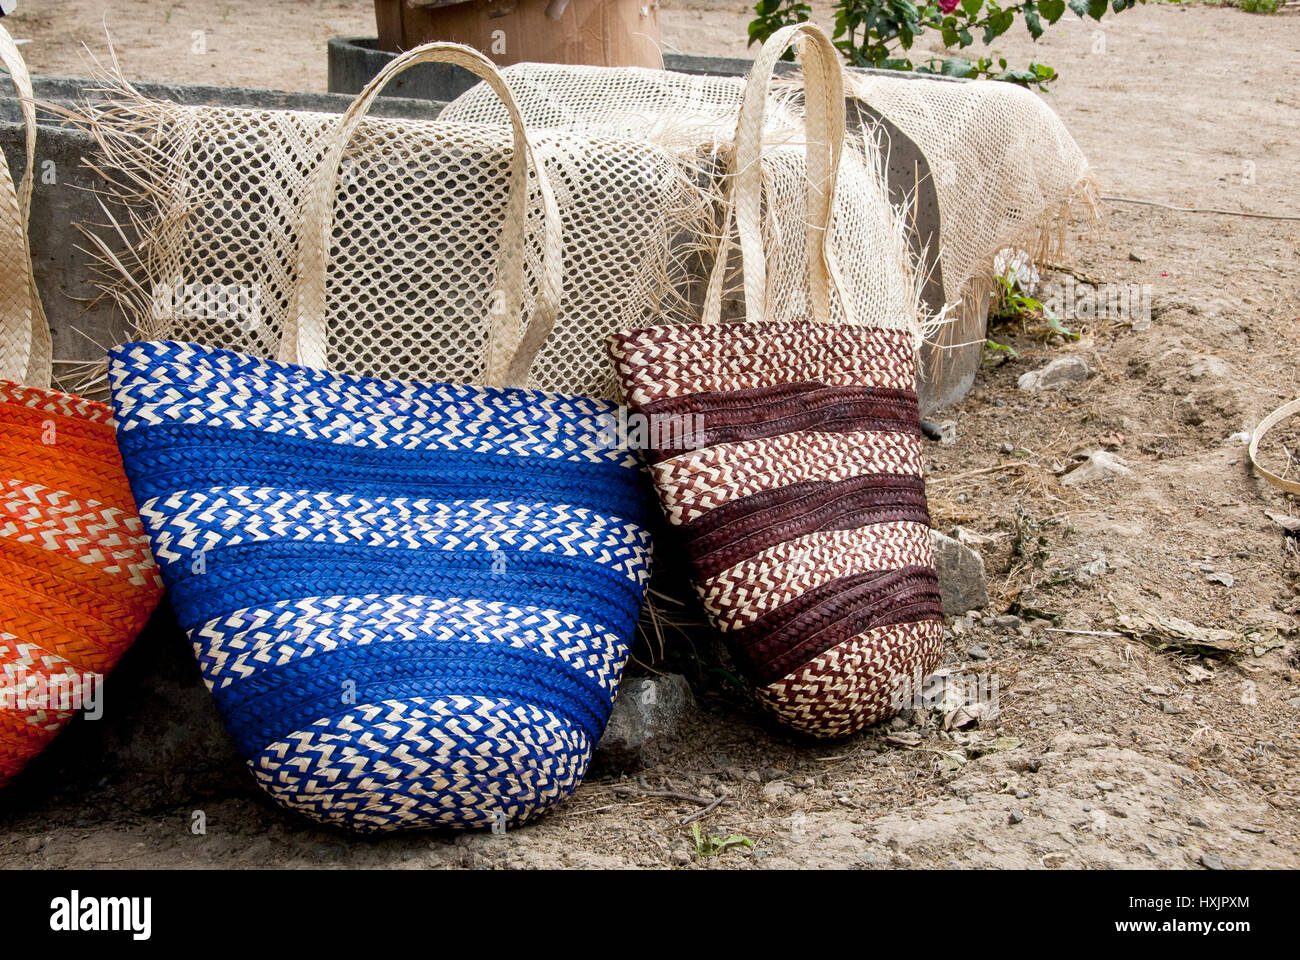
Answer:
[[607, 24, 944, 738]]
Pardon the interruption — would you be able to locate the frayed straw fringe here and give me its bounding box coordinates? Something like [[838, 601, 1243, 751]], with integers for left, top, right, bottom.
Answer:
[[920, 170, 1103, 383]]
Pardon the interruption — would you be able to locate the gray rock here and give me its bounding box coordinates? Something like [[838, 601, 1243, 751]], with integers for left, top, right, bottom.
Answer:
[[968, 645, 990, 661], [1095, 780, 1116, 792], [1008, 810, 1025, 824], [1062, 450, 1133, 487], [1162, 701, 1185, 715], [932, 530, 989, 616], [1206, 571, 1235, 588], [994, 614, 1023, 630], [1200, 853, 1224, 871], [595, 674, 695, 769], [1017, 355, 1092, 392]]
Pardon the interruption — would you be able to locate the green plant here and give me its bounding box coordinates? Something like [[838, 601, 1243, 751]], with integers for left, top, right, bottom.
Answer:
[[749, 0, 1147, 88], [691, 823, 755, 857], [991, 272, 1078, 339], [1233, 0, 1280, 12]]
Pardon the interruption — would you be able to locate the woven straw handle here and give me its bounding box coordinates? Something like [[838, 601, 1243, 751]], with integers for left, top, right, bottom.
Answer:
[[0, 22, 50, 388], [703, 23, 851, 327], [1249, 397, 1300, 494], [288, 43, 563, 388]]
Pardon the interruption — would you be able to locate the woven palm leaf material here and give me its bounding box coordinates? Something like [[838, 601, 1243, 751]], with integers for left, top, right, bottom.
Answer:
[[106, 45, 653, 832], [109, 341, 651, 831], [0, 23, 163, 787], [846, 72, 1099, 370], [70, 63, 709, 402], [608, 25, 943, 738], [440, 60, 922, 343], [0, 384, 163, 785]]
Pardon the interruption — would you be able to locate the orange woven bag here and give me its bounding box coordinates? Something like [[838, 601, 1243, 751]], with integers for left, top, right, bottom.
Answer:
[[0, 23, 163, 786]]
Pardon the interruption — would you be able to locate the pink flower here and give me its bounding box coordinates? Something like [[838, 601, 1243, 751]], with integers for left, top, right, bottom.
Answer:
[[939, 0, 962, 13]]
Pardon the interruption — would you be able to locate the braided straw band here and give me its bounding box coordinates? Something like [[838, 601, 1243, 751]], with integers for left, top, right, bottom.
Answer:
[[108, 340, 652, 831], [0, 383, 163, 786], [608, 320, 943, 738]]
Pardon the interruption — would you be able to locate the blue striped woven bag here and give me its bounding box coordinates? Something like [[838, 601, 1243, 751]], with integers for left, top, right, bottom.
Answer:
[[106, 44, 653, 832]]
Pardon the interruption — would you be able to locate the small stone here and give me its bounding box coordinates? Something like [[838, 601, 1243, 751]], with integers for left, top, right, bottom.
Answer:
[[931, 530, 989, 616], [1062, 450, 1133, 487], [1200, 853, 1224, 871], [670, 846, 692, 865], [1188, 816, 1210, 828], [1141, 842, 1158, 856], [1206, 571, 1235, 588], [1015, 789, 1030, 800], [596, 674, 695, 769], [1041, 704, 1058, 715], [1095, 781, 1115, 793], [1128, 251, 1145, 263], [1162, 701, 1185, 715], [745, 770, 762, 784], [761, 768, 788, 782], [998, 441, 1015, 455], [1082, 804, 1092, 812], [1008, 810, 1025, 824], [1018, 355, 1092, 392], [994, 614, 1023, 630], [759, 781, 792, 803], [1287, 696, 1300, 710], [723, 766, 745, 782], [968, 645, 990, 661], [890, 716, 909, 731]]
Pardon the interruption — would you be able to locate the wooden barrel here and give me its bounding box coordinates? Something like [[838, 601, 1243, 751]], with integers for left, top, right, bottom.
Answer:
[[374, 0, 663, 69]]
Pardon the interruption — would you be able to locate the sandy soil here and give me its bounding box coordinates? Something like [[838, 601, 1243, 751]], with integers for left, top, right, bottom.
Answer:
[[0, 1, 1298, 869]]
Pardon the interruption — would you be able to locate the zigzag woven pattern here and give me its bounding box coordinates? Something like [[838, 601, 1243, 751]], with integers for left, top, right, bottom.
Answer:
[[108, 341, 652, 831], [0, 382, 163, 786], [608, 320, 943, 737]]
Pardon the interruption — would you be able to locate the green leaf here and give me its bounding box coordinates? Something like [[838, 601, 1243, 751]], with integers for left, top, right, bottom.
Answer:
[[940, 56, 979, 78], [1024, 1, 1044, 38], [961, 0, 984, 15], [1040, 0, 1066, 21], [1067, 0, 1090, 16], [1087, 0, 1108, 18], [941, 23, 961, 46]]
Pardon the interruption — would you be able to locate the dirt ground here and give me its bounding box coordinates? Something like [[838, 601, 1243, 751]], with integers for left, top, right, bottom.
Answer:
[[1, 1, 1298, 869]]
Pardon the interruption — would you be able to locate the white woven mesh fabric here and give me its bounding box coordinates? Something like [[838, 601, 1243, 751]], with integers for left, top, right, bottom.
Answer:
[[441, 63, 921, 341], [79, 90, 707, 399], [846, 72, 1098, 323], [76, 53, 921, 400]]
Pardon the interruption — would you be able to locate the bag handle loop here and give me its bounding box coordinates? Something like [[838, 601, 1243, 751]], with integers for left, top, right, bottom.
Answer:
[[702, 23, 853, 327], [287, 42, 562, 388], [1250, 398, 1300, 494], [0, 22, 51, 388]]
